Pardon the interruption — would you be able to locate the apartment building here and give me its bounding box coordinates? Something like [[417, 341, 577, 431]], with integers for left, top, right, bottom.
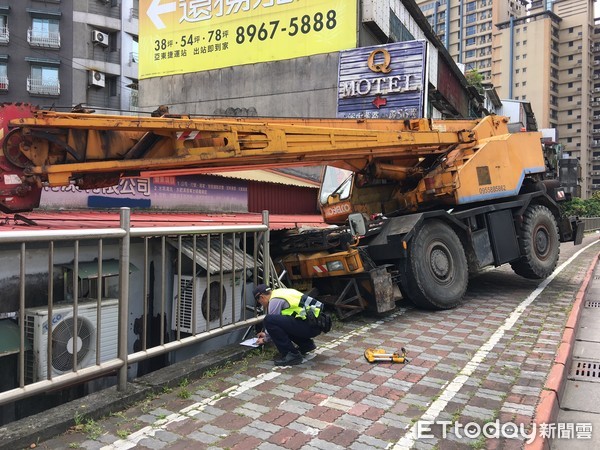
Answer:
[[420, 0, 597, 197], [417, 0, 527, 80], [0, 0, 139, 113], [494, 0, 596, 197]]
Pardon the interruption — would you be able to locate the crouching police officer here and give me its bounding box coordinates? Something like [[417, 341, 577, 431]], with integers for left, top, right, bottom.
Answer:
[[253, 284, 324, 366]]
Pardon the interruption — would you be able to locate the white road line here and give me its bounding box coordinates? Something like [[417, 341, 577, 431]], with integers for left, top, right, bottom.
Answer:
[[392, 240, 599, 450], [101, 309, 406, 449]]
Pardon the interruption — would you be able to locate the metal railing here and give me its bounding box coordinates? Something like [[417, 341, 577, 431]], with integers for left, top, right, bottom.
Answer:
[[27, 77, 60, 96], [27, 29, 61, 48], [582, 217, 600, 232], [0, 208, 274, 407], [0, 25, 8, 44], [0, 75, 7, 91]]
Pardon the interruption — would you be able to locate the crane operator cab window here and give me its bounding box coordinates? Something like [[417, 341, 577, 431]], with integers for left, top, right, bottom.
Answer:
[[320, 166, 353, 205]]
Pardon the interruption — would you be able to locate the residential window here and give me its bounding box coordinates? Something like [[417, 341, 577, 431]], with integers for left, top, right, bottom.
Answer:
[[0, 14, 8, 44], [466, 25, 476, 36], [466, 13, 476, 24], [568, 110, 573, 115], [522, 81, 526, 86], [466, 37, 476, 46], [27, 65, 60, 96], [0, 62, 7, 90], [466, 1, 476, 12], [568, 96, 573, 101], [28, 17, 60, 48], [465, 50, 475, 58]]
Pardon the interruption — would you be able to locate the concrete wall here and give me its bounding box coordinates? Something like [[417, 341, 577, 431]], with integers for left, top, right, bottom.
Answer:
[[141, 52, 341, 117]]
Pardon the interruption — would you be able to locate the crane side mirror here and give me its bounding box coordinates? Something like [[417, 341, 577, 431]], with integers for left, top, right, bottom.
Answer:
[[348, 213, 368, 237]]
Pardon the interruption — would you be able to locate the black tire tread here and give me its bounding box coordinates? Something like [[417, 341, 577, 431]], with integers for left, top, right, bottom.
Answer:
[[510, 205, 560, 279], [399, 220, 468, 310]]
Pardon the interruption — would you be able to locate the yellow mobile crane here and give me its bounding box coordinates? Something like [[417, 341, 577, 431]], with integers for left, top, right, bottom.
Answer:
[[0, 104, 582, 314]]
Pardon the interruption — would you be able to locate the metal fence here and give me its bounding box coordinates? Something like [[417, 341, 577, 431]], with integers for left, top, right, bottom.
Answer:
[[0, 209, 273, 407], [582, 217, 600, 232]]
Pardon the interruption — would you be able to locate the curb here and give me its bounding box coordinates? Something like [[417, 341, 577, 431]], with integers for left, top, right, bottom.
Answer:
[[525, 252, 600, 450], [0, 343, 254, 450]]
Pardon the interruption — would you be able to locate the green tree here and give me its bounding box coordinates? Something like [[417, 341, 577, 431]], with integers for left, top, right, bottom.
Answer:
[[465, 69, 484, 95]]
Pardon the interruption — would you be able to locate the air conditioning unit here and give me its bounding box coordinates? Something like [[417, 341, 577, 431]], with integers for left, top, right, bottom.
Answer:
[[172, 274, 244, 334], [24, 299, 119, 383], [92, 30, 109, 47], [89, 70, 105, 88]]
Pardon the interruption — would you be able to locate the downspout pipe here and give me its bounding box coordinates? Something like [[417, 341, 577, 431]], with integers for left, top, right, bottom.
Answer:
[[509, 16, 514, 98]]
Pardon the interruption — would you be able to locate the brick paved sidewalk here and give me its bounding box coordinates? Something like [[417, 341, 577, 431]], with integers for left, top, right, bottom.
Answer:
[[31, 238, 600, 450]]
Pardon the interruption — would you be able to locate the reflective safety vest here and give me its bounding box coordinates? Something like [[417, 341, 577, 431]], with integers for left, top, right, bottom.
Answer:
[[271, 288, 323, 320]]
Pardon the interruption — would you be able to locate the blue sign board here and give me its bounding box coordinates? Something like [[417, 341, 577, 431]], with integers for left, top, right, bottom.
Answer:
[[337, 40, 427, 119]]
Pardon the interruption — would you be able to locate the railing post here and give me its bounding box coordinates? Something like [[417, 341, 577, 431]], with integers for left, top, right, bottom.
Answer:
[[262, 210, 270, 285], [118, 208, 131, 391]]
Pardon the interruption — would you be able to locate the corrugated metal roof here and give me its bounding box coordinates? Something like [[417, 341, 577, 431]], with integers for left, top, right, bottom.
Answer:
[[205, 170, 319, 188], [166, 237, 255, 275]]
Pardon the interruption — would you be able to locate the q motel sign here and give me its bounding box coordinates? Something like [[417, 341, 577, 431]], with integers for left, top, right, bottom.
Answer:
[[337, 40, 427, 119]]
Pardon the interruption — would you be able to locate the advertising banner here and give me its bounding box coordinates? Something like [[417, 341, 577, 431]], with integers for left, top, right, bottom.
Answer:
[[337, 40, 427, 119], [41, 175, 248, 212], [139, 0, 357, 79]]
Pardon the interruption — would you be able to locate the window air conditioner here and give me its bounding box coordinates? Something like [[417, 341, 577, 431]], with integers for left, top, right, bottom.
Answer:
[[92, 30, 109, 47], [89, 70, 106, 88], [24, 299, 119, 383]]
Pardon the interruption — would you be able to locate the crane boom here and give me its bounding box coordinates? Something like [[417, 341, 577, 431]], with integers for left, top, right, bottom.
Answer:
[[0, 103, 519, 214]]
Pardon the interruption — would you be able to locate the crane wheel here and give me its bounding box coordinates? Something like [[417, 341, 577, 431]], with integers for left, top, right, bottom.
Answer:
[[510, 204, 560, 280], [398, 220, 468, 310]]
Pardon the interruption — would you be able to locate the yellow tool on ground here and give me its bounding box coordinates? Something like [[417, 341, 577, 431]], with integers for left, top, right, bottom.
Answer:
[[364, 347, 408, 364]]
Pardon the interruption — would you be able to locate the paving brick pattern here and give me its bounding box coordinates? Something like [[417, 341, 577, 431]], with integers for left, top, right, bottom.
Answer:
[[35, 239, 599, 450]]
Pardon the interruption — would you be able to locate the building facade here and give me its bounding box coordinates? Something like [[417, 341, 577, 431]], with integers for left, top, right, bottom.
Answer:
[[138, 0, 482, 120], [0, 0, 139, 113], [417, 0, 528, 81]]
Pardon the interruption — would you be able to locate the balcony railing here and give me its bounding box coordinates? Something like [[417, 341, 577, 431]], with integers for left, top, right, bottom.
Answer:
[[0, 25, 8, 44], [0, 76, 8, 91], [27, 77, 60, 96], [27, 29, 61, 48]]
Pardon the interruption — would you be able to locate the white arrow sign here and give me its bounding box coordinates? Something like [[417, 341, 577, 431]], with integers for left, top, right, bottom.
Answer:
[[147, 0, 176, 30]]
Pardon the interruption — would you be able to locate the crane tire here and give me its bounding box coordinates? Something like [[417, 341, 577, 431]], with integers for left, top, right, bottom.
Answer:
[[510, 204, 560, 280], [398, 220, 468, 310]]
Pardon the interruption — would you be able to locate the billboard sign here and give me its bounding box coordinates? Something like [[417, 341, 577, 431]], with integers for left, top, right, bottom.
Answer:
[[139, 0, 358, 79], [337, 40, 427, 119]]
